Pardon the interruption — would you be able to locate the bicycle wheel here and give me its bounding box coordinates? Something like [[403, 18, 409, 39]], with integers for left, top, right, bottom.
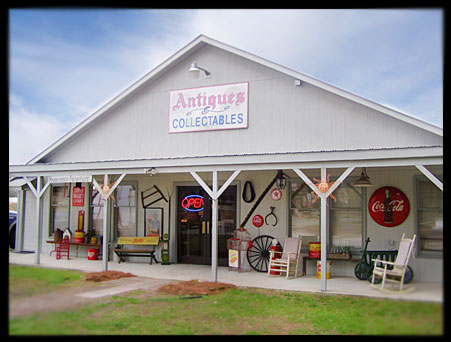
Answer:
[[247, 235, 280, 273], [403, 266, 414, 284], [354, 262, 370, 280]]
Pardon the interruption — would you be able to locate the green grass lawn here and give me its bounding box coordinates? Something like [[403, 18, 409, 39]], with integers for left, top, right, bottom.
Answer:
[[9, 265, 443, 335], [9, 264, 86, 297]]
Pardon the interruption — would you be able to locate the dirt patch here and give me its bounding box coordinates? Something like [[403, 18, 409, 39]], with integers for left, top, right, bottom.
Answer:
[[157, 279, 236, 296], [85, 270, 136, 282]]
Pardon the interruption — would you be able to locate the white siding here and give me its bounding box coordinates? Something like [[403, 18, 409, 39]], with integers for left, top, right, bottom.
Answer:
[[42, 45, 442, 164]]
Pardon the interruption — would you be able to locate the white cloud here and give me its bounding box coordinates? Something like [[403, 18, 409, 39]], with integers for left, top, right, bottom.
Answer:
[[9, 94, 70, 164]]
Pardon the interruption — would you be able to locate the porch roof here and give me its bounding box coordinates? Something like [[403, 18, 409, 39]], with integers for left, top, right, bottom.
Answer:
[[9, 145, 443, 177]]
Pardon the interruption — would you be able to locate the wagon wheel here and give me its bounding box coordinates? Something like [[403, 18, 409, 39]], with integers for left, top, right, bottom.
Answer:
[[247, 235, 281, 273]]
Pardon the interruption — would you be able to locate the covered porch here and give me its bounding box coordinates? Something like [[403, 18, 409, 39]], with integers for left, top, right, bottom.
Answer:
[[9, 251, 443, 303], [9, 147, 443, 292]]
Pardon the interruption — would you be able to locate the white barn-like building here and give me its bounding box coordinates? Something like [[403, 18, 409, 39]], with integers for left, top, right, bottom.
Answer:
[[9, 35, 442, 290]]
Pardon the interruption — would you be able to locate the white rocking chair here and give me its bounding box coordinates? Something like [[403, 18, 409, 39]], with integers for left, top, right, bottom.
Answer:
[[268, 236, 302, 279], [370, 234, 416, 293]]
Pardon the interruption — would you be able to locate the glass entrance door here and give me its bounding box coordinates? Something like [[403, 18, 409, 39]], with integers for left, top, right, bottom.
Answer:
[[177, 185, 237, 266]]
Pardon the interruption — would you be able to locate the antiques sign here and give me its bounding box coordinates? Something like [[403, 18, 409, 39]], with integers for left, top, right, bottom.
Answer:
[[169, 82, 248, 133], [368, 186, 410, 227]]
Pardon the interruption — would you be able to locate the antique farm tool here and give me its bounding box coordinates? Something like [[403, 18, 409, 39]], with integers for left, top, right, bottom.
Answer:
[[264, 206, 278, 227]]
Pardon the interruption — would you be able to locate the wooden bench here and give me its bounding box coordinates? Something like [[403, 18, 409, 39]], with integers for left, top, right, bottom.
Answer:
[[113, 236, 160, 265]]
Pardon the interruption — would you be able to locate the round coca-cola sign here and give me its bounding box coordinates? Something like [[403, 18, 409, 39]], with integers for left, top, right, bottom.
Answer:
[[368, 186, 410, 227]]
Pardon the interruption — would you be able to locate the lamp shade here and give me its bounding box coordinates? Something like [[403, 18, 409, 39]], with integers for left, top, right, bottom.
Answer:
[[354, 167, 372, 187], [188, 62, 201, 79]]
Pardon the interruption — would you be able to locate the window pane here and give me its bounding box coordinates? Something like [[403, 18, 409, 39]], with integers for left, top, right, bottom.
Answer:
[[52, 207, 69, 232], [290, 183, 320, 210], [115, 184, 137, 237], [417, 179, 443, 253], [92, 206, 104, 237], [51, 185, 69, 235], [116, 185, 136, 207], [418, 181, 443, 209], [331, 210, 363, 248], [418, 210, 443, 251], [117, 207, 136, 237], [331, 184, 362, 208], [330, 183, 363, 249], [291, 208, 320, 239], [51, 185, 69, 206], [290, 182, 320, 245]]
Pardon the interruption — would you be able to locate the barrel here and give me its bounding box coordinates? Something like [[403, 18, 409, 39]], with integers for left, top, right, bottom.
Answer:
[[316, 260, 331, 279], [74, 231, 85, 243], [88, 248, 99, 260], [309, 242, 321, 258]]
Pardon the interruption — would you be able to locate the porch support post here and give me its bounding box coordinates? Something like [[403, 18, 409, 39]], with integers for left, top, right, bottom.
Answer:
[[16, 188, 25, 252], [102, 192, 109, 271], [23, 176, 51, 264], [320, 187, 327, 291], [211, 171, 218, 282], [35, 176, 42, 265], [292, 166, 354, 291], [92, 173, 127, 271], [415, 165, 443, 191], [190, 170, 241, 282]]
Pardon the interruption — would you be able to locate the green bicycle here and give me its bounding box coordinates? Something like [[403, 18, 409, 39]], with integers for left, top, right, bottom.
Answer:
[[354, 237, 414, 284]]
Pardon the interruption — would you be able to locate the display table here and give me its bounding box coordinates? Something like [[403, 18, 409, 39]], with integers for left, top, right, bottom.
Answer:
[[46, 240, 103, 258], [302, 255, 360, 276]]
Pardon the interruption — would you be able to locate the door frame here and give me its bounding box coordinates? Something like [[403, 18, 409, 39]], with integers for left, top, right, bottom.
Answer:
[[173, 180, 241, 265]]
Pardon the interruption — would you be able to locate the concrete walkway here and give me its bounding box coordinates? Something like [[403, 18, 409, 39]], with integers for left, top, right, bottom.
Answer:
[[9, 252, 443, 303]]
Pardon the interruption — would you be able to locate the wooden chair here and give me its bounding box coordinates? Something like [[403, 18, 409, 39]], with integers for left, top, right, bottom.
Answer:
[[370, 234, 416, 292], [268, 236, 302, 279], [56, 237, 70, 260]]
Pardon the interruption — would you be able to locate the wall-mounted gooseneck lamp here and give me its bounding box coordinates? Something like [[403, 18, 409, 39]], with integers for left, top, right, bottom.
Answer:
[[188, 62, 211, 79]]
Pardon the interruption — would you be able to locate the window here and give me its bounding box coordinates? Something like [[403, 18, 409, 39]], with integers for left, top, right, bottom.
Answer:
[[114, 183, 137, 238], [50, 184, 70, 236], [416, 176, 443, 255], [289, 179, 365, 251], [90, 184, 104, 237], [329, 183, 364, 249], [290, 182, 320, 247]]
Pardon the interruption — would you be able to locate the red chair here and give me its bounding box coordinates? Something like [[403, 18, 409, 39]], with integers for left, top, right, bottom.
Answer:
[[56, 237, 70, 260]]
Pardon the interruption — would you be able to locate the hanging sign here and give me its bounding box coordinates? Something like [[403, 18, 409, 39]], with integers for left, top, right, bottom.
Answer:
[[181, 194, 205, 212], [368, 186, 410, 227], [169, 82, 248, 133], [72, 186, 85, 206], [252, 214, 264, 228], [270, 188, 282, 201], [49, 175, 92, 183]]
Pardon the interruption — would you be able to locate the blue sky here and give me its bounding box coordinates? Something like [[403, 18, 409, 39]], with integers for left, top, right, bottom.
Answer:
[[9, 9, 443, 165]]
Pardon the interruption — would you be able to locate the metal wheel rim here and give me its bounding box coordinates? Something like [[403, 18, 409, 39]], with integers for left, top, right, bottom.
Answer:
[[247, 235, 279, 273]]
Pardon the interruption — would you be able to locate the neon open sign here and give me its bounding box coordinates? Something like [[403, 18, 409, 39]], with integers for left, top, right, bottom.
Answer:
[[181, 195, 205, 212]]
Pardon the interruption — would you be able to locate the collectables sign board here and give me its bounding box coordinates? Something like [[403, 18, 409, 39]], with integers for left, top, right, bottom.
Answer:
[[368, 186, 410, 227], [169, 82, 248, 133]]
